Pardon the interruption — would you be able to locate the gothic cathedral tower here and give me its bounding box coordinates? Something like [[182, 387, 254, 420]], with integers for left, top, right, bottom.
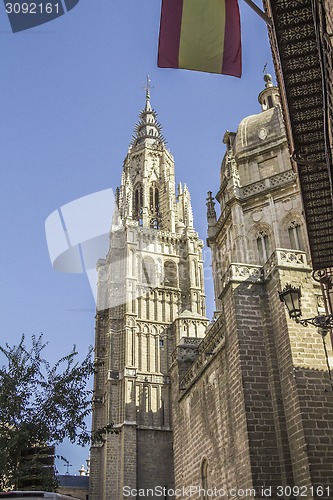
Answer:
[[89, 86, 208, 500]]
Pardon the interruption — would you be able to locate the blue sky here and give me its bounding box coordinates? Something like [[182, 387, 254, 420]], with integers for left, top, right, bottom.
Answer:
[[0, 0, 273, 474]]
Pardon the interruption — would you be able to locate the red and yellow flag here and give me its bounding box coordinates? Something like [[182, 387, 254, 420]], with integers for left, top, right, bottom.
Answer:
[[158, 0, 242, 77]]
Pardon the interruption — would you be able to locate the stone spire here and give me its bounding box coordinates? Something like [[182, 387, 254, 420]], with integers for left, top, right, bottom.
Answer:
[[131, 77, 166, 147], [117, 82, 176, 231], [206, 191, 217, 239], [177, 183, 194, 228]]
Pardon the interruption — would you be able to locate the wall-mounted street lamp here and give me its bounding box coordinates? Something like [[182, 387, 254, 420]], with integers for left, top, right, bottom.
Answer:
[[279, 283, 333, 333], [279, 283, 333, 388]]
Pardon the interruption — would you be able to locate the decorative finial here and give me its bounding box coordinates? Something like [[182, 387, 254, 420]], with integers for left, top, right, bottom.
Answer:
[[263, 73, 273, 88], [144, 75, 154, 101], [206, 191, 217, 220], [131, 77, 166, 147]]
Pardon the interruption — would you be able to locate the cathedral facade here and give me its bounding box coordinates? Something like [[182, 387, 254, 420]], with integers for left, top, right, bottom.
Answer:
[[89, 88, 207, 500], [90, 77, 333, 499]]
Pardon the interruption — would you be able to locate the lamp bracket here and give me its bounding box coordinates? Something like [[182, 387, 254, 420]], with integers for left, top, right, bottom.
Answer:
[[297, 315, 333, 333]]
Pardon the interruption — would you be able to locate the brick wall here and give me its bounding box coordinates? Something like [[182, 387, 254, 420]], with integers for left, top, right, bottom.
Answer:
[[171, 346, 246, 498], [266, 267, 333, 497], [228, 281, 284, 492], [171, 305, 255, 498], [171, 265, 333, 499], [137, 429, 174, 493]]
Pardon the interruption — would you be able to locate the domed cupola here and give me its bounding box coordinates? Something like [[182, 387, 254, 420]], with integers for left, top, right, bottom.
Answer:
[[233, 74, 285, 161], [258, 73, 280, 111]]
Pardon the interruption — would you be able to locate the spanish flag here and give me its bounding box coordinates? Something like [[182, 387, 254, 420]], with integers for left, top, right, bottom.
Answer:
[[158, 0, 242, 77]]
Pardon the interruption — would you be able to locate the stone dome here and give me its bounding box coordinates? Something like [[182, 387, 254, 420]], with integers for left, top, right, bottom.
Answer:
[[233, 103, 285, 161], [220, 76, 287, 184]]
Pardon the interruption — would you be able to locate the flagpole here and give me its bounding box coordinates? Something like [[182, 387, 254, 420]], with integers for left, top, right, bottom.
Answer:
[[242, 0, 273, 27]]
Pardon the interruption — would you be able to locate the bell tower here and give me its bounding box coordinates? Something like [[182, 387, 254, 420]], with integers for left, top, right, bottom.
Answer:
[[89, 84, 208, 500]]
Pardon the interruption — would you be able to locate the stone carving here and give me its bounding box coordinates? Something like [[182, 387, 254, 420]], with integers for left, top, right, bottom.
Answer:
[[258, 128, 268, 140]]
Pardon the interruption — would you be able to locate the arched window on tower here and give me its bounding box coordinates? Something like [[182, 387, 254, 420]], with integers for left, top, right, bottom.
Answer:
[[256, 230, 270, 264], [142, 256, 156, 287], [267, 95, 273, 108], [192, 260, 199, 286], [164, 261, 178, 287], [149, 182, 160, 229], [288, 221, 303, 251], [133, 184, 143, 225], [201, 458, 209, 499]]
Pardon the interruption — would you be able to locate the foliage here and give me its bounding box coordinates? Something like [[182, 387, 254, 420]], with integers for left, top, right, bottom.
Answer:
[[91, 423, 119, 444], [15, 447, 58, 492], [0, 334, 115, 491]]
